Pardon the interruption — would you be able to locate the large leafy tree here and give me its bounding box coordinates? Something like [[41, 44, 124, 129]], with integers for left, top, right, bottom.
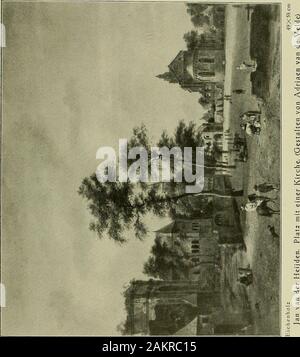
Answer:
[[79, 121, 241, 243], [143, 235, 192, 280]]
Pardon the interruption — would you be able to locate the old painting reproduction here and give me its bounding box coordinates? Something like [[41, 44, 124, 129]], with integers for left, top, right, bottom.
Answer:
[[1, 2, 280, 335]]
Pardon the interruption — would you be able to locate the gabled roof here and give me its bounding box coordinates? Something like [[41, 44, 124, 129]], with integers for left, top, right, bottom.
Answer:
[[155, 221, 177, 234], [168, 51, 190, 84]]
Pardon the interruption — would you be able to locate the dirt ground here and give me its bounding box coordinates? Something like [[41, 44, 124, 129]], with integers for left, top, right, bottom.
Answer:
[[220, 5, 281, 335]]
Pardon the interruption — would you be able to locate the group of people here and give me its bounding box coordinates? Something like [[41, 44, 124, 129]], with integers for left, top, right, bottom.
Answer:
[[240, 110, 261, 136]]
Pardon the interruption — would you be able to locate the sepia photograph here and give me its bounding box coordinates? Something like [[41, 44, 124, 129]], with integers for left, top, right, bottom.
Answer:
[[1, 1, 281, 336]]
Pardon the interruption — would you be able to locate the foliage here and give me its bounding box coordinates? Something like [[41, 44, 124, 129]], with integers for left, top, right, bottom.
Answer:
[[79, 121, 229, 243], [143, 235, 191, 280], [183, 30, 200, 52]]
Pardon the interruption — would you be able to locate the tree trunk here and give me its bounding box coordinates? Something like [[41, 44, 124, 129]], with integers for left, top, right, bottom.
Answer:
[[168, 189, 244, 201]]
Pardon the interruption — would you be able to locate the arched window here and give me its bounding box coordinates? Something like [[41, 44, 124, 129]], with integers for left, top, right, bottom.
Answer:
[[198, 71, 215, 77], [192, 223, 200, 231]]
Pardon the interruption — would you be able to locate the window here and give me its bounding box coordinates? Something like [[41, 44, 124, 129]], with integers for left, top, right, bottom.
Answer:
[[192, 223, 200, 231], [199, 57, 215, 64], [198, 71, 215, 77]]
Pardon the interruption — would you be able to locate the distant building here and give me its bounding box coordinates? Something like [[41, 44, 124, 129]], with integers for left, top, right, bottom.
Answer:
[[122, 174, 246, 335], [124, 279, 221, 335], [157, 31, 225, 94], [157, 31, 226, 122], [200, 122, 223, 152], [155, 218, 220, 283], [124, 278, 249, 335]]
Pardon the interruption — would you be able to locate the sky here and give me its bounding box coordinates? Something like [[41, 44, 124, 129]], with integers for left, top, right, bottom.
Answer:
[[2, 1, 203, 335]]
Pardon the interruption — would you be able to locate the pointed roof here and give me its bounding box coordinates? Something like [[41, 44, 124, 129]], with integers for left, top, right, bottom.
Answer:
[[168, 51, 193, 84], [168, 51, 185, 83], [155, 221, 178, 234]]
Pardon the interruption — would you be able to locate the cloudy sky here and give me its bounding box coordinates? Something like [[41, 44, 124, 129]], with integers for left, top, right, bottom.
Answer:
[[2, 1, 203, 335]]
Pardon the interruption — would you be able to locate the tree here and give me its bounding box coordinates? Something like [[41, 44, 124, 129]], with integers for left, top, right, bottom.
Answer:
[[190, 13, 210, 28], [183, 31, 199, 52], [143, 235, 191, 280], [79, 121, 242, 243], [198, 96, 211, 109], [202, 111, 215, 123], [186, 3, 211, 28], [186, 3, 209, 16], [186, 4, 225, 34], [169, 195, 213, 220]]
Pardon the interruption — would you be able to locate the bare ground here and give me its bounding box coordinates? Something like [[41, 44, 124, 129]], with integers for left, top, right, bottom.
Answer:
[[220, 5, 281, 335]]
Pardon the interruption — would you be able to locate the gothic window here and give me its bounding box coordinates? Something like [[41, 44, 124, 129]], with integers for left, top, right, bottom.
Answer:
[[199, 57, 215, 64], [198, 71, 215, 77]]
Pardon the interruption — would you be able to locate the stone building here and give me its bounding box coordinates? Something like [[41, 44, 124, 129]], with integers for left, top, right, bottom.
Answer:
[[122, 176, 245, 335], [124, 279, 250, 335], [157, 48, 225, 93], [157, 31, 225, 94], [200, 122, 224, 153], [124, 279, 221, 335], [157, 32, 226, 122], [155, 218, 220, 283]]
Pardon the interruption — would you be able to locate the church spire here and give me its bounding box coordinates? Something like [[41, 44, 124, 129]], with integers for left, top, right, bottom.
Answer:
[[156, 71, 178, 84]]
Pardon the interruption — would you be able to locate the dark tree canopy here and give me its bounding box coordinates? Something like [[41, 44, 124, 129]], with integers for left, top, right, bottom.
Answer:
[[198, 96, 211, 109], [143, 235, 191, 280], [186, 3, 209, 16], [183, 30, 199, 52], [185, 3, 225, 31], [186, 3, 210, 28], [78, 176, 174, 243]]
